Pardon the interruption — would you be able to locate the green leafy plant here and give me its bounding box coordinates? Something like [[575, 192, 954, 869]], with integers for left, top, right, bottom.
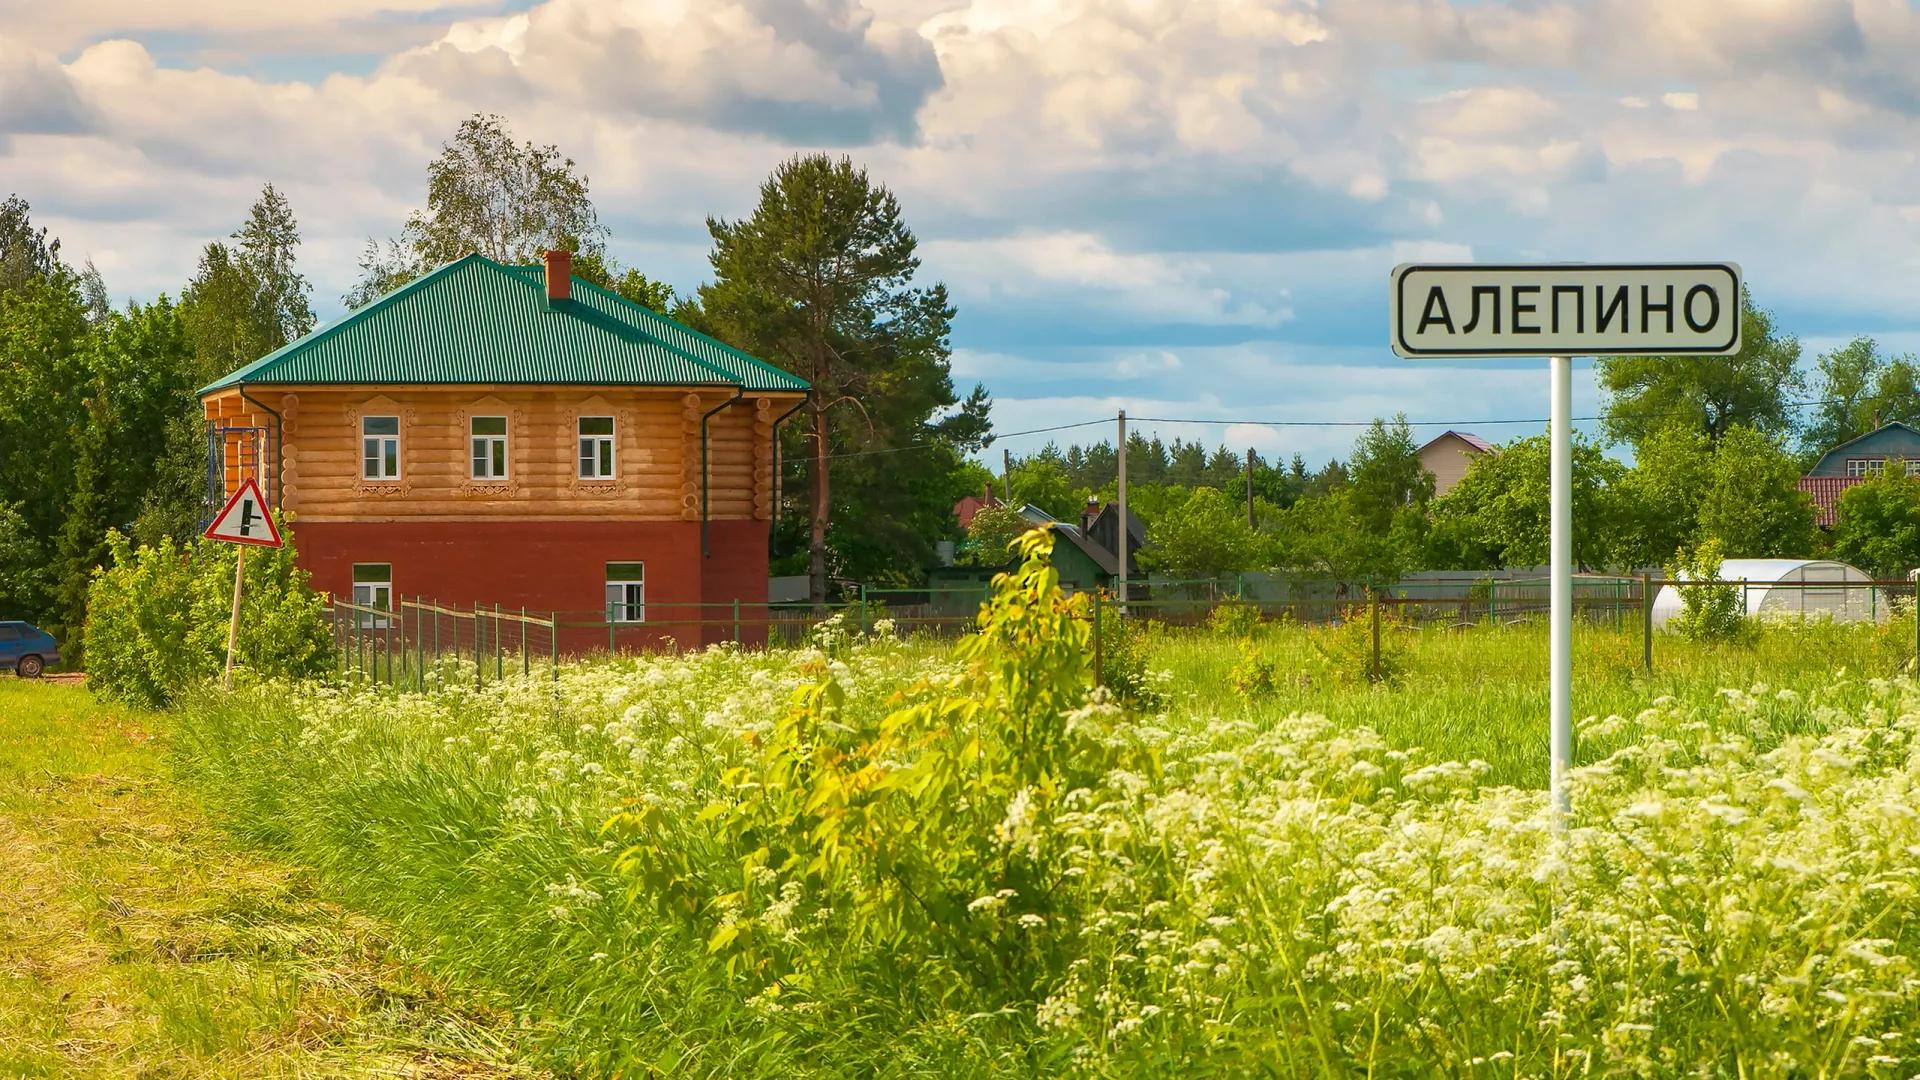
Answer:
[[1207, 598, 1262, 638], [1307, 602, 1406, 684], [1228, 646, 1281, 700], [1668, 537, 1751, 643], [85, 524, 332, 706], [607, 525, 1096, 1006]]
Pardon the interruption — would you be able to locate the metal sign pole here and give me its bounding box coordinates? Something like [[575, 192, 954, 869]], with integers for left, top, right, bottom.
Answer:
[[224, 546, 245, 691], [1116, 410, 1128, 615], [1549, 355, 1573, 825]]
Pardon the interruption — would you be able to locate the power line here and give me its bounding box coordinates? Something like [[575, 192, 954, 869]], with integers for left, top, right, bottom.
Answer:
[[781, 397, 1845, 470]]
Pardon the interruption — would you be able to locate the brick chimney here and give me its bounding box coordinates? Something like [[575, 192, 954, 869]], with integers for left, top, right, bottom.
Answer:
[[543, 249, 572, 303], [1082, 494, 1101, 535]]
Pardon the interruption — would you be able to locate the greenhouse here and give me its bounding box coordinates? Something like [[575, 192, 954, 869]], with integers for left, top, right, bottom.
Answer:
[[1651, 559, 1888, 630]]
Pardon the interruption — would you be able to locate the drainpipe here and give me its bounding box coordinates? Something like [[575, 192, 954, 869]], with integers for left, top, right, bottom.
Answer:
[[236, 380, 283, 510], [768, 394, 809, 546], [701, 385, 745, 558]]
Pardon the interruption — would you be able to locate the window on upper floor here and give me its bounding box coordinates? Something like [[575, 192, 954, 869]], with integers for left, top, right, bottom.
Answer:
[[362, 416, 400, 480], [606, 562, 644, 623], [579, 416, 615, 479], [1846, 458, 1886, 478], [471, 416, 508, 479]]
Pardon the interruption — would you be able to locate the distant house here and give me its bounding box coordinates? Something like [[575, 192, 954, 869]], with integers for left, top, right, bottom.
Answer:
[[1416, 430, 1494, 497], [930, 497, 1145, 597], [951, 484, 1002, 530], [1798, 422, 1920, 526]]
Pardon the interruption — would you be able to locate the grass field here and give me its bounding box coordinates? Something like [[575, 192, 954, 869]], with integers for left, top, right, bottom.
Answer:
[[1157, 612, 1899, 785], [158, 574, 1920, 1078], [0, 678, 533, 1078]]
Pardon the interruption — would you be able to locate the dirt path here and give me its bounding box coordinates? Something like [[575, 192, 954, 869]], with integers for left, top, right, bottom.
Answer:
[[0, 680, 536, 1078]]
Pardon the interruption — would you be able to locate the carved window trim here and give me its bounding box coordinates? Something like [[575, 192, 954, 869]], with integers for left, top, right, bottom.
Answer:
[[346, 397, 415, 497], [456, 397, 523, 497], [567, 396, 633, 496]]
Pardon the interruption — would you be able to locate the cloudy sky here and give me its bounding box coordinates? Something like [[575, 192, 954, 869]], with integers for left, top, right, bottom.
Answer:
[[5, 0, 1919, 465]]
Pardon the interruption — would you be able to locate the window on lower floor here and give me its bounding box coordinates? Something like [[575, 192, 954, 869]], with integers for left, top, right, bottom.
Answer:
[[606, 562, 644, 623], [352, 563, 392, 627]]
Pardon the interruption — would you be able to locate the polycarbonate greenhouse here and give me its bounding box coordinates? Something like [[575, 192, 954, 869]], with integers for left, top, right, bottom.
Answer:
[[1651, 559, 1887, 630]]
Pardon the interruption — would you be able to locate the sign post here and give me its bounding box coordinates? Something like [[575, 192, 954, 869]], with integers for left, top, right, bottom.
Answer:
[[203, 476, 284, 690], [1390, 263, 1742, 827]]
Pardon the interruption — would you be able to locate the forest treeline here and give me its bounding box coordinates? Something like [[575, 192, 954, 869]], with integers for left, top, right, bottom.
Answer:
[[993, 316, 1920, 583]]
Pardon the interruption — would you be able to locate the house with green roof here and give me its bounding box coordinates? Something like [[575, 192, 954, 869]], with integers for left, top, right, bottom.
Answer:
[[199, 250, 808, 647]]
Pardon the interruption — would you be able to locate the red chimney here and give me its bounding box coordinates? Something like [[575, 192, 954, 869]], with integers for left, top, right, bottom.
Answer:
[[544, 249, 572, 302]]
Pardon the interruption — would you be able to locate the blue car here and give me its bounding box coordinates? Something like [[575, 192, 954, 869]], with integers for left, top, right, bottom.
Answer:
[[0, 621, 60, 678]]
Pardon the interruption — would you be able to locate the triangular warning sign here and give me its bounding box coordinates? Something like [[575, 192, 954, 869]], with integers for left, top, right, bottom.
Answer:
[[204, 477, 283, 547]]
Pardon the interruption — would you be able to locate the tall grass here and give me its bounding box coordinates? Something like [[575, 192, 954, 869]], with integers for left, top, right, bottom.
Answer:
[[170, 562, 1920, 1076]]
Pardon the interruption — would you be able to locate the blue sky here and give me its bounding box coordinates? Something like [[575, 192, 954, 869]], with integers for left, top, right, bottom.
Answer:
[[4, 0, 1919, 466]]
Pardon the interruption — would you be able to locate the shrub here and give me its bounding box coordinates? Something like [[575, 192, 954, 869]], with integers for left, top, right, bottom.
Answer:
[[1206, 598, 1261, 638], [1668, 537, 1751, 643], [1307, 602, 1407, 684], [86, 526, 332, 706], [956, 502, 1028, 566], [1228, 645, 1280, 699], [1094, 598, 1167, 710]]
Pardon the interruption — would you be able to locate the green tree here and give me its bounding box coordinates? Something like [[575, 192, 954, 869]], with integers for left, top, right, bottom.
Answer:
[[0, 500, 53, 620], [1142, 486, 1265, 579], [183, 184, 316, 385], [1596, 290, 1803, 447], [1008, 458, 1078, 521], [1832, 466, 1920, 578], [1695, 425, 1815, 558], [1800, 336, 1920, 458], [959, 502, 1028, 566], [347, 114, 607, 307], [0, 193, 61, 298], [1426, 433, 1625, 570], [1347, 415, 1433, 530], [1610, 422, 1712, 569], [701, 154, 990, 600]]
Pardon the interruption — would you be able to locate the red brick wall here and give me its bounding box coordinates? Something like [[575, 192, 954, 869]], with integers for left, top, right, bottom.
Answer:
[[700, 519, 774, 647], [289, 519, 767, 654]]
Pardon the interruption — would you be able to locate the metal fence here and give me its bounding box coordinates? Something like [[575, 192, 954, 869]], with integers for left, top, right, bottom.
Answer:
[[325, 578, 1920, 690]]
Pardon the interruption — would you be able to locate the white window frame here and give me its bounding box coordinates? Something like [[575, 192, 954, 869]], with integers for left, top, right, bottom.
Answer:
[[352, 564, 393, 628], [362, 415, 400, 480], [471, 416, 509, 479], [606, 562, 644, 623], [579, 416, 616, 479], [1846, 458, 1886, 478]]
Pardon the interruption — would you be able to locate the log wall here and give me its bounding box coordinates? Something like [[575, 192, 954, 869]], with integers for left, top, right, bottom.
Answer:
[[200, 385, 801, 524]]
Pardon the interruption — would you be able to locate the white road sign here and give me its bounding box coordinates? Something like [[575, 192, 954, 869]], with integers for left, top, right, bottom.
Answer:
[[204, 477, 283, 547], [1390, 263, 1742, 359]]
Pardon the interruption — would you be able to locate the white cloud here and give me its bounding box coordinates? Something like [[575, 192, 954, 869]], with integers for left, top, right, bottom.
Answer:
[[394, 0, 942, 142], [3, 0, 1920, 449]]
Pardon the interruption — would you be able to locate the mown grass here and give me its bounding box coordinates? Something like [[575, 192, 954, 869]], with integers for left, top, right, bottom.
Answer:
[[164, 596, 1920, 1077], [0, 678, 534, 1078]]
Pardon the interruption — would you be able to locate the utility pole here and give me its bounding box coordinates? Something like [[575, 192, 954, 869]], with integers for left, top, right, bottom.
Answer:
[[1245, 446, 1255, 529], [1002, 447, 1013, 505], [1117, 411, 1128, 613]]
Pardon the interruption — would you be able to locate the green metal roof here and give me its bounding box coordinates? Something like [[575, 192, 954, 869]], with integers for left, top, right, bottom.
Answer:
[[200, 254, 808, 395]]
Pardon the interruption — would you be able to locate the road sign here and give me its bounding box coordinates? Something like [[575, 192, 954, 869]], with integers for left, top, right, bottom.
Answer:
[[204, 477, 282, 547], [1389, 259, 1740, 831], [1390, 263, 1742, 359]]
